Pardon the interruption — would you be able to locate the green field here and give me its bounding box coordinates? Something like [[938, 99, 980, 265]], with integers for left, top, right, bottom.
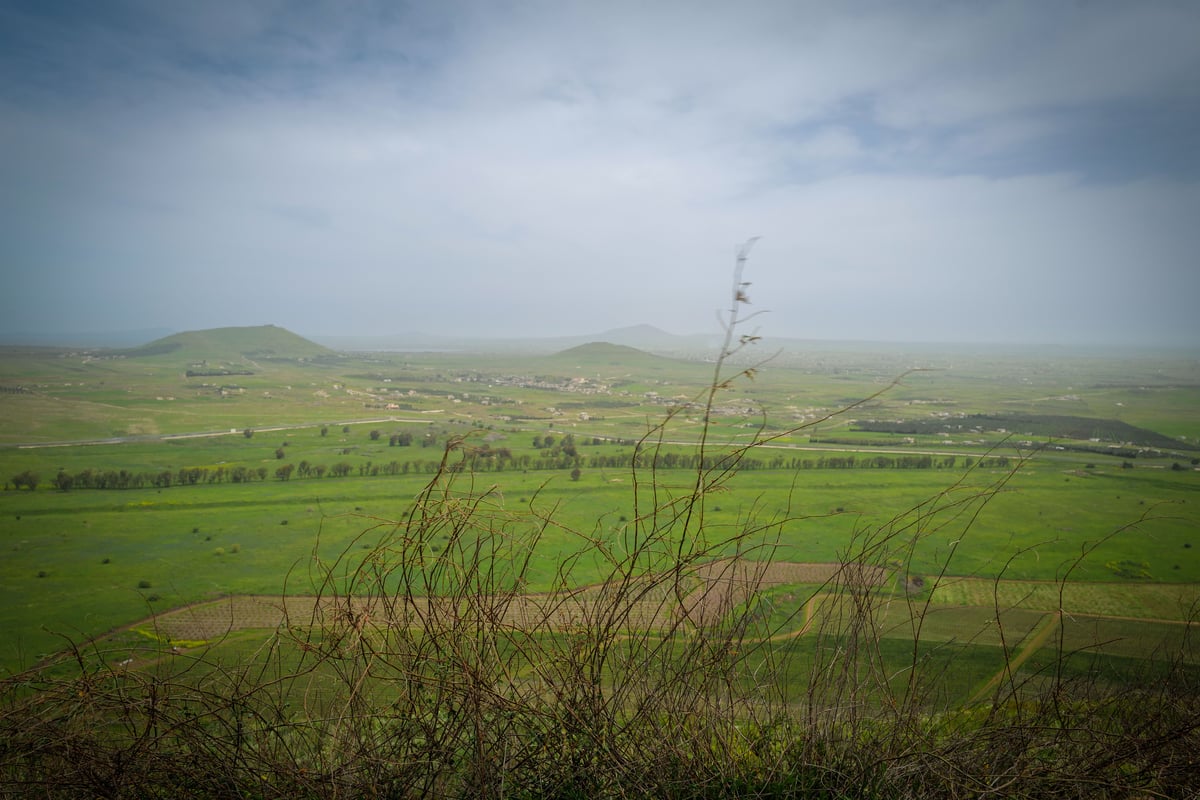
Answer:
[[3, 328, 1199, 798], [2, 330, 1198, 675]]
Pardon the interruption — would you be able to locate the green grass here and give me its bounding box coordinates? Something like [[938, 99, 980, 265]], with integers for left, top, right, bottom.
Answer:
[[2, 458, 1196, 675], [2, 338, 1198, 679]]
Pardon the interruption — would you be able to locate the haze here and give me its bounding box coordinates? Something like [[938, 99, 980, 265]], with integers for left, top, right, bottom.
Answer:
[[2, 1, 1198, 347]]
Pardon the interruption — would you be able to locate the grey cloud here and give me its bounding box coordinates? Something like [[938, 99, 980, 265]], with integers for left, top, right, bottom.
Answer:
[[1, 1, 1197, 345]]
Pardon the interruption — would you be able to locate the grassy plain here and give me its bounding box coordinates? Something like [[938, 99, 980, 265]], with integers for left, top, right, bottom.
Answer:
[[1, 333, 1198, 677], [3, 331, 1200, 797]]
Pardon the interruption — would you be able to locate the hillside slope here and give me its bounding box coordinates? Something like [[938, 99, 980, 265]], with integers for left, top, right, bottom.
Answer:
[[123, 325, 336, 362], [547, 341, 687, 369]]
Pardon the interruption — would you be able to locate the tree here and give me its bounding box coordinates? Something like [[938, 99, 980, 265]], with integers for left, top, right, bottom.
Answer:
[[275, 448, 286, 459], [320, 425, 329, 437], [12, 470, 39, 490], [275, 463, 295, 481], [53, 470, 73, 492], [570, 467, 582, 481], [243, 428, 254, 439], [343, 425, 352, 434], [370, 429, 382, 441]]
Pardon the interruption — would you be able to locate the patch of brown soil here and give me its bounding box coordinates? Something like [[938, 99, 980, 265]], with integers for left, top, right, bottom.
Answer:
[[141, 562, 891, 641]]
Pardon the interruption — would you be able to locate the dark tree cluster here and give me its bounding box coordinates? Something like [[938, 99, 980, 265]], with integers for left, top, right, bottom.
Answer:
[[10, 470, 40, 490], [22, 449, 1011, 495]]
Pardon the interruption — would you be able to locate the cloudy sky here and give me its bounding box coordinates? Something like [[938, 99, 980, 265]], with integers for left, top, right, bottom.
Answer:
[[1, 1, 1198, 346]]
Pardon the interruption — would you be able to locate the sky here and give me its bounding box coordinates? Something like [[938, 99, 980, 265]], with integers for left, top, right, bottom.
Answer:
[[1, 1, 1198, 347]]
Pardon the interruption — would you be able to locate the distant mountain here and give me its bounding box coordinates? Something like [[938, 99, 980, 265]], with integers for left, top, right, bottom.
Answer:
[[554, 342, 652, 359], [0, 328, 175, 348], [547, 341, 665, 367], [122, 325, 336, 362], [587, 324, 708, 350], [310, 324, 718, 355], [541, 342, 709, 378]]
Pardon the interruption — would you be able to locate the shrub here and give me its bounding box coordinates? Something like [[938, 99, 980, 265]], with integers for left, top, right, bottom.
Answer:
[[137, 580, 152, 589]]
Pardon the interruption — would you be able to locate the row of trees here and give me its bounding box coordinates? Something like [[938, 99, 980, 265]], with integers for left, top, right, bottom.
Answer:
[[13, 452, 1009, 493]]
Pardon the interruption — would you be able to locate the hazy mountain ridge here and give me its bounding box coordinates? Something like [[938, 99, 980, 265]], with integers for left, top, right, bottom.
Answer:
[[4, 323, 1194, 361], [0, 328, 176, 348], [310, 324, 721, 355]]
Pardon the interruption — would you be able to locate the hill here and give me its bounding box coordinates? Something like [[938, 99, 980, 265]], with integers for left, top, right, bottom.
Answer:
[[310, 324, 714, 356], [121, 325, 337, 363], [548, 341, 678, 367]]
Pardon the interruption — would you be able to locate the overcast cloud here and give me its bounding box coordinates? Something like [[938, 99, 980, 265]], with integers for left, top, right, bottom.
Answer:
[[1, 1, 1198, 346]]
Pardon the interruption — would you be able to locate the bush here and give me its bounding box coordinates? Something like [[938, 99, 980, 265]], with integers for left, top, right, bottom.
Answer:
[[137, 579, 152, 589]]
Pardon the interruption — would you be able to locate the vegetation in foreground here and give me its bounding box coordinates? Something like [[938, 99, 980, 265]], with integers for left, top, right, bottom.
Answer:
[[1, 257, 1198, 798]]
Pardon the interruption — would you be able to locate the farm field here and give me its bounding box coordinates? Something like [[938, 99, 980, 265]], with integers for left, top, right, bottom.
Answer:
[[1, 327, 1198, 678]]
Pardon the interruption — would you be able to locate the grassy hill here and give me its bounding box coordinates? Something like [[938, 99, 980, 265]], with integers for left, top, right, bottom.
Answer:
[[121, 325, 337, 363], [547, 341, 692, 372]]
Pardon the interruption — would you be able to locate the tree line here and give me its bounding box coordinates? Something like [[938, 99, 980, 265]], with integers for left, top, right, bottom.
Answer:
[[9, 451, 1009, 493]]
